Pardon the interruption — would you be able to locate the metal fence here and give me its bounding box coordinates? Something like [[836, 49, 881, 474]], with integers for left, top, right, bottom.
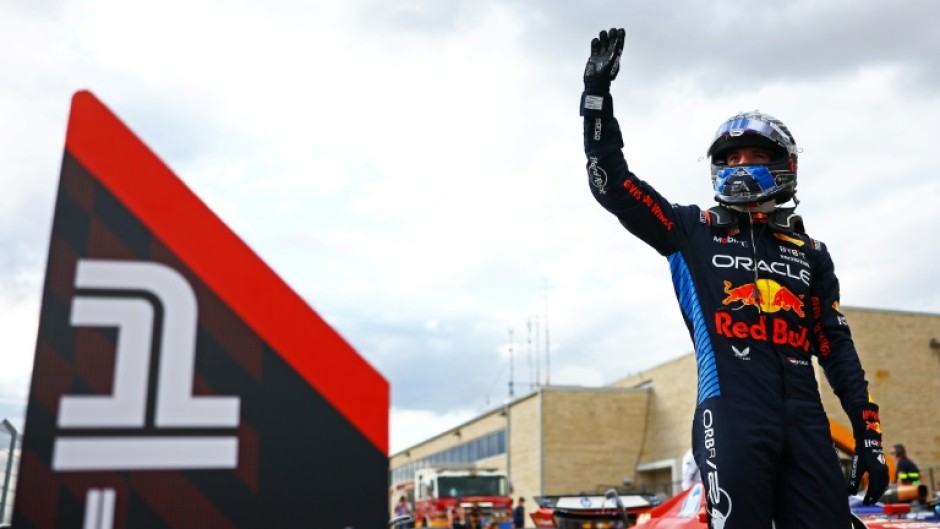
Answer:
[[0, 419, 20, 526]]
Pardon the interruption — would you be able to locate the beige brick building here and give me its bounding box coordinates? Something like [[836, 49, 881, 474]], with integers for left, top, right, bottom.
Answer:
[[390, 307, 940, 508]]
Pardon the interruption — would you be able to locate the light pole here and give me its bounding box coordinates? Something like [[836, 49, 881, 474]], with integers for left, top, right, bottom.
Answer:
[[0, 419, 18, 524]]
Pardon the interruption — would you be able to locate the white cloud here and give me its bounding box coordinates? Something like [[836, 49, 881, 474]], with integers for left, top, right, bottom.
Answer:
[[0, 299, 39, 401]]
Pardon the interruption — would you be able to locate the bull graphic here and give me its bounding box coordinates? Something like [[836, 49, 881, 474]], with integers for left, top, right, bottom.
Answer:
[[722, 280, 805, 317]]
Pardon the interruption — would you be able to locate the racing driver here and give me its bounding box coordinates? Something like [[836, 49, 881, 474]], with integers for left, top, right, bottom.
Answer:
[[579, 28, 889, 528]]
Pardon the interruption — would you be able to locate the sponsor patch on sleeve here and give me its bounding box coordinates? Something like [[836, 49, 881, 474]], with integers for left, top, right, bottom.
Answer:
[[584, 95, 604, 110]]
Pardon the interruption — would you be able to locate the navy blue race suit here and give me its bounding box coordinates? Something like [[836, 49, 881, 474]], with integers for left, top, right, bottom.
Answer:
[[583, 110, 877, 528]]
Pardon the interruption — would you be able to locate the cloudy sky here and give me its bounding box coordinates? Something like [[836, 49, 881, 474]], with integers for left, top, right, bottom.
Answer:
[[1, 0, 939, 454]]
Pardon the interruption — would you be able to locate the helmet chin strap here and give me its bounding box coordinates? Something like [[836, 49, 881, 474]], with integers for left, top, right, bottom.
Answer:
[[726, 200, 778, 213]]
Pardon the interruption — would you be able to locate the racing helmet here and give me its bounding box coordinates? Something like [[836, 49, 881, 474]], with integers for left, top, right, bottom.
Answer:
[[707, 111, 798, 205]]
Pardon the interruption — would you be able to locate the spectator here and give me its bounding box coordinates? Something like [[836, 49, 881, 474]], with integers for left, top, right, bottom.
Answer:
[[467, 501, 483, 529], [513, 497, 526, 528], [395, 495, 413, 516], [393, 495, 414, 529], [891, 444, 922, 485], [450, 498, 466, 529]]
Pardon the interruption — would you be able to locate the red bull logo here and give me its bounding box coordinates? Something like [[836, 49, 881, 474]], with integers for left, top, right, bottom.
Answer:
[[714, 313, 811, 351], [861, 408, 882, 434], [722, 280, 805, 318]]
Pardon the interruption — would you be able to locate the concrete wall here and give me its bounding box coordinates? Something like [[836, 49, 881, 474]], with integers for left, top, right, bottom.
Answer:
[[614, 355, 698, 467], [540, 387, 650, 495], [507, 393, 540, 506]]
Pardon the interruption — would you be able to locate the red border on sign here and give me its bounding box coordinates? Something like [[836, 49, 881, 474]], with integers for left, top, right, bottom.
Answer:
[[63, 90, 388, 454]]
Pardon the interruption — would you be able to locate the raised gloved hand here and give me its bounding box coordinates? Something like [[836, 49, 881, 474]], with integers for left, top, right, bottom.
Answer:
[[847, 402, 889, 505], [584, 28, 625, 90], [581, 27, 625, 118]]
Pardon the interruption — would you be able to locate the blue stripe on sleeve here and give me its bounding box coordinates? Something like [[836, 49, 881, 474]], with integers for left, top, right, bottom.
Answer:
[[668, 253, 720, 403]]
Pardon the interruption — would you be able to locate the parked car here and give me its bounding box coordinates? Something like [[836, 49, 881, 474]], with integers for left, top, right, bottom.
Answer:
[[530, 490, 660, 528], [531, 484, 940, 529]]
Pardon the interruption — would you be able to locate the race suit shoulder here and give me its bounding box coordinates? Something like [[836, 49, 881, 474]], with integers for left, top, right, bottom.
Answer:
[[583, 110, 872, 413]]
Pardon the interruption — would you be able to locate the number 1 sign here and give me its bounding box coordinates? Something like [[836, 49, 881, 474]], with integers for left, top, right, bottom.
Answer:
[[13, 91, 389, 529]]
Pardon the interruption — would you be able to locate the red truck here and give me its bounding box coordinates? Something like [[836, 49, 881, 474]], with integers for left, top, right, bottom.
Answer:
[[412, 464, 512, 528]]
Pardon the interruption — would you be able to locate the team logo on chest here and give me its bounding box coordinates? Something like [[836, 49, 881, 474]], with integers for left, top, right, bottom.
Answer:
[[721, 279, 805, 317]]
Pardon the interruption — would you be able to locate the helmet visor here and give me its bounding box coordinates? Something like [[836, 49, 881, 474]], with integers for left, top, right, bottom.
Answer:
[[709, 116, 791, 157], [713, 165, 782, 204]]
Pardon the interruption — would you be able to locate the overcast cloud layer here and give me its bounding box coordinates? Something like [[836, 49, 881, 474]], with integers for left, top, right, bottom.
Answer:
[[1, 0, 939, 453]]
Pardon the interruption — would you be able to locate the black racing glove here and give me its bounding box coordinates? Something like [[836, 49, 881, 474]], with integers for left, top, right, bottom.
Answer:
[[581, 27, 625, 118], [847, 402, 889, 505]]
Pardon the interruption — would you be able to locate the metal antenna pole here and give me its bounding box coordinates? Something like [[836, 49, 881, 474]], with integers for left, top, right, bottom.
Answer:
[[526, 318, 534, 392], [508, 328, 515, 399], [544, 280, 551, 386], [533, 315, 540, 388]]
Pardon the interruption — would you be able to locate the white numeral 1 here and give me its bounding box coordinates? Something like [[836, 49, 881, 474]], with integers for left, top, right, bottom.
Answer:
[[53, 259, 240, 470]]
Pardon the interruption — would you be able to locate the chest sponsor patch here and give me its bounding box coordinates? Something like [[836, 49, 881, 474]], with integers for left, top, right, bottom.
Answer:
[[714, 313, 811, 352], [713, 254, 811, 286]]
